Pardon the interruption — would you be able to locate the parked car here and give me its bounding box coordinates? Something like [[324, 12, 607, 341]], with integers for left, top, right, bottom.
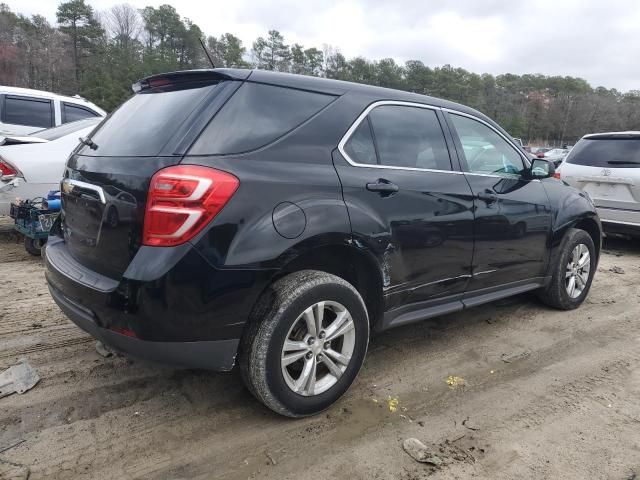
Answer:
[[0, 117, 102, 214], [531, 147, 551, 158], [543, 148, 570, 166], [0, 86, 105, 136], [559, 131, 640, 238], [44, 69, 601, 417]]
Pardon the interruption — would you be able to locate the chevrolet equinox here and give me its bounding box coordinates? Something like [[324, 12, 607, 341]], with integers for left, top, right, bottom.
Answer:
[[45, 69, 602, 417]]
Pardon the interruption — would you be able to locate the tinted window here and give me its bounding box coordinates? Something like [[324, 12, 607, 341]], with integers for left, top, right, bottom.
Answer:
[[3, 95, 53, 128], [63, 103, 99, 123], [190, 82, 335, 155], [450, 114, 525, 176], [567, 138, 640, 168], [368, 105, 451, 170], [343, 118, 377, 165], [84, 83, 221, 156], [32, 117, 101, 141]]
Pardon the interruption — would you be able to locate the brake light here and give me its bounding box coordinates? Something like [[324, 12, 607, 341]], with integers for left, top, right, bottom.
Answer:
[[143, 165, 239, 247], [0, 158, 19, 178], [553, 170, 561, 179]]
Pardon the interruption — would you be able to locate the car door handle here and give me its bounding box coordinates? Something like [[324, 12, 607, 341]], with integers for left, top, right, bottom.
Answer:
[[366, 179, 399, 196], [476, 190, 498, 204]]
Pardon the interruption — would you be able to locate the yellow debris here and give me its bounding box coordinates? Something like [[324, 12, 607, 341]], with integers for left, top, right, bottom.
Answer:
[[387, 396, 400, 412], [446, 375, 466, 388]]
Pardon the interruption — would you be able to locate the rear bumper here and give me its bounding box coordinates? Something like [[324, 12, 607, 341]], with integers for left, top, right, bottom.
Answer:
[[44, 235, 273, 371], [48, 282, 238, 370], [597, 207, 640, 237]]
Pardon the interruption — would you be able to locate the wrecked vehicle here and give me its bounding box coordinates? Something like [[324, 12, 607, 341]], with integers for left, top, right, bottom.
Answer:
[[44, 69, 601, 417]]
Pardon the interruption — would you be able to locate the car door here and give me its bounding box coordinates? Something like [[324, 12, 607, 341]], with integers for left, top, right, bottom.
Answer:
[[0, 94, 54, 135], [444, 110, 552, 295], [333, 102, 475, 316]]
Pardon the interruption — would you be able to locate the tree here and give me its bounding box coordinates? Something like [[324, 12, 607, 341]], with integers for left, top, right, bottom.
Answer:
[[252, 30, 290, 71], [56, 0, 103, 83], [207, 33, 247, 68]]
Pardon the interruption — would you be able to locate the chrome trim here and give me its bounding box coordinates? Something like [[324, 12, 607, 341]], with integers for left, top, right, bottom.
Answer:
[[337, 100, 464, 175], [442, 107, 532, 168], [464, 171, 541, 182], [62, 178, 106, 204]]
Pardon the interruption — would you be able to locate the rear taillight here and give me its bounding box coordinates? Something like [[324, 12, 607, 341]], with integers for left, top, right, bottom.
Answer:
[[0, 158, 19, 178], [553, 170, 561, 179], [143, 165, 239, 247]]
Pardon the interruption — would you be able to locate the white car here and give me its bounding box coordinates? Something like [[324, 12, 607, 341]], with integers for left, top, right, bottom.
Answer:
[[0, 117, 102, 214], [544, 148, 570, 166], [0, 86, 105, 136], [559, 131, 640, 238]]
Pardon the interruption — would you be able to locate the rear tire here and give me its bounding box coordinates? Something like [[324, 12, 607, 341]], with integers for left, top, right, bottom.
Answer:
[[240, 270, 369, 417], [24, 236, 46, 256], [538, 228, 596, 310]]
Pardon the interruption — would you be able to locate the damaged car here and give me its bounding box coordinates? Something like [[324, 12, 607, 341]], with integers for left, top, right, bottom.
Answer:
[[44, 69, 601, 417]]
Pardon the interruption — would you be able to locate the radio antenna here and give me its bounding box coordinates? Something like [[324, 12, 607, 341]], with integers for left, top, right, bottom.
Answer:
[[199, 37, 216, 68]]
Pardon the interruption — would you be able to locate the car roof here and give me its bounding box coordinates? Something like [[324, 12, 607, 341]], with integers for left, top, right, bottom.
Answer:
[[0, 85, 106, 114], [139, 68, 505, 133], [583, 131, 640, 140]]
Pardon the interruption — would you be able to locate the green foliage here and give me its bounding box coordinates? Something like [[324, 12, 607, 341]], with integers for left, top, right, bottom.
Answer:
[[1, 2, 638, 143]]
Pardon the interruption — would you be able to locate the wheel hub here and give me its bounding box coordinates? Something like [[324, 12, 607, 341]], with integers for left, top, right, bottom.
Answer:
[[280, 300, 356, 397], [565, 243, 590, 299]]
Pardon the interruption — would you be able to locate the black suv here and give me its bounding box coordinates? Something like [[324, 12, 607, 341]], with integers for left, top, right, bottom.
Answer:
[[45, 69, 601, 417]]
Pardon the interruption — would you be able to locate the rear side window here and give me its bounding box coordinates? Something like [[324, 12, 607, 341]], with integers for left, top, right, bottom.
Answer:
[[189, 82, 335, 155], [82, 83, 222, 156], [342, 104, 451, 171], [3, 95, 53, 128], [567, 138, 640, 168], [343, 119, 377, 165], [63, 102, 99, 123]]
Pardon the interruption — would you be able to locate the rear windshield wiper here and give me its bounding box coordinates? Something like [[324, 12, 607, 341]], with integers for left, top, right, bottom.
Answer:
[[607, 160, 640, 165], [79, 136, 98, 150]]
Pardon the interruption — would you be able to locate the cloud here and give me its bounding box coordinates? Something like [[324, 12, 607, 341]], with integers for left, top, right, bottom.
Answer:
[[4, 0, 639, 91]]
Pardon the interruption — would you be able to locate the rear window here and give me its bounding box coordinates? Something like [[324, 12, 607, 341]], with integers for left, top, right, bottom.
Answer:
[[189, 82, 335, 155], [3, 95, 53, 128], [81, 83, 222, 156], [567, 138, 640, 168]]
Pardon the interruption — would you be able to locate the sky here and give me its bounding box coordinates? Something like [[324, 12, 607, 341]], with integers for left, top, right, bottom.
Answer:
[[4, 0, 640, 92]]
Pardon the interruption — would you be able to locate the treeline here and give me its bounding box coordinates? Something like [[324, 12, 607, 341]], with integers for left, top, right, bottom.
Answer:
[[2, 1, 639, 144]]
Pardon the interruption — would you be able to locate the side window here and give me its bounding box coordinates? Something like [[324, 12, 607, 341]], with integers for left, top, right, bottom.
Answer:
[[343, 118, 377, 165], [63, 103, 99, 123], [449, 114, 525, 176], [342, 105, 452, 170], [190, 82, 335, 155], [3, 95, 53, 128]]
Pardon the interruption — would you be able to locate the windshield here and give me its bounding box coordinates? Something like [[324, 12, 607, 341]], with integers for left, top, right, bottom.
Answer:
[[567, 138, 640, 168], [30, 117, 102, 141]]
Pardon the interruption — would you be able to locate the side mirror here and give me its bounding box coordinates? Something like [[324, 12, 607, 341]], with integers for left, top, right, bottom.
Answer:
[[529, 158, 555, 179]]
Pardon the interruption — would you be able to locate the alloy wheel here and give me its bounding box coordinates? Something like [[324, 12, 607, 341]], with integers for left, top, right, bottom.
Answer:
[[566, 243, 590, 299], [281, 301, 356, 396]]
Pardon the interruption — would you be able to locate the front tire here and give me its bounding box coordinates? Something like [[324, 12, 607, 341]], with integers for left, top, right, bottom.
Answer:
[[240, 270, 369, 417], [538, 228, 596, 310]]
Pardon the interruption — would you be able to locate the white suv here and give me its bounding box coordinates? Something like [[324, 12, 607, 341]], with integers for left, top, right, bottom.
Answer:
[[0, 86, 106, 136], [559, 132, 640, 237]]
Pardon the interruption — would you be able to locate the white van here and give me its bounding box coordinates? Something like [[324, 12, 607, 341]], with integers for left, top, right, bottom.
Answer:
[[0, 86, 106, 136]]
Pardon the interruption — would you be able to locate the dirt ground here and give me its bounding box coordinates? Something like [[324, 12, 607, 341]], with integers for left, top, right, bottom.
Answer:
[[0, 230, 639, 480]]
